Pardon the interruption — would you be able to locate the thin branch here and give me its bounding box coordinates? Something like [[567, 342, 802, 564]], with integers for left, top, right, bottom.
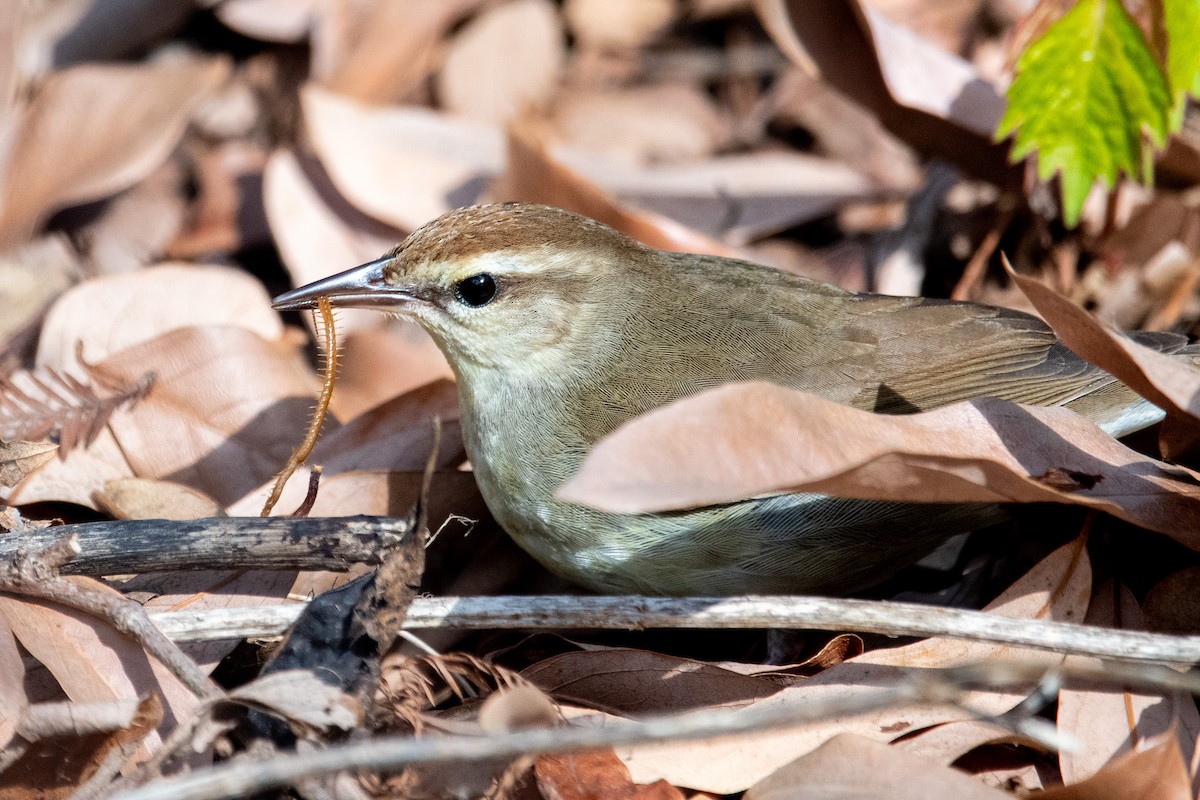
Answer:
[[111, 678, 938, 800], [0, 535, 218, 699], [103, 659, 1200, 800], [0, 516, 412, 575], [146, 594, 1200, 665]]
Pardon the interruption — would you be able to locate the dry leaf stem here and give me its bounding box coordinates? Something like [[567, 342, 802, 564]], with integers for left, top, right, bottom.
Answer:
[[147, 594, 1200, 664]]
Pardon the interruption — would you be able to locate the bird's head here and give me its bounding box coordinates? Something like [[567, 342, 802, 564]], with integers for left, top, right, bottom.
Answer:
[[272, 204, 651, 375]]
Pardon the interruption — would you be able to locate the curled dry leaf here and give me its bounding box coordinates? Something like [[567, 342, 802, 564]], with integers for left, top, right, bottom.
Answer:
[[0, 56, 230, 244], [610, 539, 1090, 793], [559, 382, 1200, 551], [743, 734, 1012, 800], [302, 86, 502, 232], [0, 440, 56, 488], [36, 263, 283, 374], [313, 0, 483, 103], [229, 670, 360, 734], [756, 0, 1013, 184], [1036, 733, 1192, 800], [564, 0, 678, 50], [503, 116, 741, 257], [88, 325, 320, 507], [94, 477, 223, 521], [537, 748, 684, 800], [0, 586, 200, 757], [1008, 264, 1200, 423], [436, 0, 565, 125], [548, 84, 731, 166], [1056, 582, 1200, 785]]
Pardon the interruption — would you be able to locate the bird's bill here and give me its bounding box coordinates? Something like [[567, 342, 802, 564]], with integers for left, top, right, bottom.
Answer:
[[271, 257, 413, 311]]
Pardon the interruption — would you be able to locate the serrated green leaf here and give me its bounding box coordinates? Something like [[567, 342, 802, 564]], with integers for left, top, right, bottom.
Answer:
[[1163, 0, 1200, 129], [998, 0, 1171, 226]]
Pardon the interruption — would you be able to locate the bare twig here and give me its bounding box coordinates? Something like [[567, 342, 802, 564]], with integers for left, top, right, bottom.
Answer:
[[0, 535, 218, 698], [0, 516, 413, 575], [105, 659, 1200, 800], [147, 594, 1200, 665]]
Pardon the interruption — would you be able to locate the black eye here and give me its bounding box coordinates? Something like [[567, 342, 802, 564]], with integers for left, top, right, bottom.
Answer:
[[454, 273, 498, 307]]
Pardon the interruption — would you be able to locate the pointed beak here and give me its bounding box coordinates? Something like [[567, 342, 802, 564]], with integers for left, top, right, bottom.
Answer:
[[271, 257, 413, 311]]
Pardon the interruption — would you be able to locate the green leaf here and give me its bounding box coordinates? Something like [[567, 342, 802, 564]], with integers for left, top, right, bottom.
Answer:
[[998, 0, 1171, 226], [1163, 0, 1200, 129]]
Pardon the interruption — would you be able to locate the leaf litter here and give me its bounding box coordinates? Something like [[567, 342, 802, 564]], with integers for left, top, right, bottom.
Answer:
[[0, 1, 1199, 798]]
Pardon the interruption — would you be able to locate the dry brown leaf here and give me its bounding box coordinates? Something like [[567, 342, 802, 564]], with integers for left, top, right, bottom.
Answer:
[[8, 427, 134, 508], [1144, 567, 1200, 634], [536, 749, 684, 800], [0, 57, 229, 244], [0, 235, 78, 344], [1009, 266, 1200, 423], [436, 0, 565, 125], [1036, 733, 1192, 800], [88, 326, 320, 507], [228, 670, 360, 734], [564, 0, 678, 49], [302, 86, 502, 232], [36, 263, 283, 373], [610, 538, 1090, 792], [0, 616, 25, 752], [524, 649, 794, 714], [503, 116, 741, 257], [559, 383, 1200, 551], [894, 719, 1044, 767], [227, 378, 463, 512], [215, 0, 320, 43], [548, 84, 730, 166], [0, 694, 163, 800], [743, 734, 1012, 800], [0, 588, 200, 758], [1057, 583, 1200, 784], [0, 440, 56, 488], [756, 0, 1013, 184], [559, 148, 873, 244], [329, 328, 452, 421], [93, 477, 222, 521], [263, 147, 414, 337], [314, 0, 483, 103]]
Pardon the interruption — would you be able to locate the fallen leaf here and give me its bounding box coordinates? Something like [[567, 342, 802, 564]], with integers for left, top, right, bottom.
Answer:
[[743, 734, 1012, 800], [93, 477, 223, 521], [302, 85, 502, 232], [215, 0, 320, 43], [0, 615, 25, 752], [610, 538, 1090, 792], [564, 0, 677, 49], [36, 263, 283, 374], [89, 326, 320, 507], [537, 749, 684, 800], [756, 0, 1013, 184], [0, 57, 229, 244], [0, 587, 200, 758], [1057, 582, 1200, 784], [0, 440, 56, 488], [559, 383, 1200, 551], [314, 0, 483, 103], [1037, 733, 1192, 800], [1009, 265, 1200, 424], [437, 0, 565, 125], [228, 670, 360, 733], [503, 115, 741, 257]]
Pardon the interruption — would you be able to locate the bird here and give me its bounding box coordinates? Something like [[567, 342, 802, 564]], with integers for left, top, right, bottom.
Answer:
[[272, 202, 1193, 597]]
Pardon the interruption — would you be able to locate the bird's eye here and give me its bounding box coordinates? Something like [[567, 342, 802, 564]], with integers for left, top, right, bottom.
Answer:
[[454, 273, 498, 307]]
